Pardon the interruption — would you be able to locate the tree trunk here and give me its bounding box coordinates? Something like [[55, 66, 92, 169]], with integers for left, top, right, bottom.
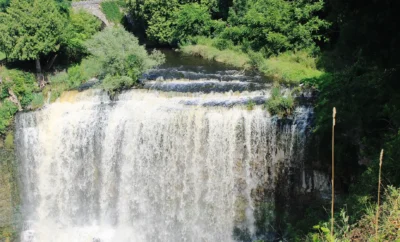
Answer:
[[35, 58, 42, 73], [45, 54, 58, 71], [36, 58, 45, 88]]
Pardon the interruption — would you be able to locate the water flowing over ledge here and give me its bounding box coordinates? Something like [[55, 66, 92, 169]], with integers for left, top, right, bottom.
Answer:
[[15, 89, 324, 242]]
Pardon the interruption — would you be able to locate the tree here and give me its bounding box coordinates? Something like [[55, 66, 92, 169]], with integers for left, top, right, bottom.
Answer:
[[0, 0, 9, 12], [0, 0, 65, 86], [127, 0, 228, 45], [62, 10, 102, 60], [223, 0, 328, 56], [84, 27, 165, 94], [172, 3, 213, 43]]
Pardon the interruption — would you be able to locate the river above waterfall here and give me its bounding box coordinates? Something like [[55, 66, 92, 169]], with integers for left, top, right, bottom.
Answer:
[[15, 50, 329, 242]]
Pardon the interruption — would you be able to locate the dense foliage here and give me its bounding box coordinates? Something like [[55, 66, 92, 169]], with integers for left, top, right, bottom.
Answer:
[[308, 186, 400, 241], [172, 3, 214, 44], [0, 1, 163, 133], [0, 0, 65, 72], [128, 0, 328, 55], [0, 67, 37, 134], [0, 0, 9, 12], [265, 87, 294, 117], [62, 10, 102, 60], [84, 27, 165, 95]]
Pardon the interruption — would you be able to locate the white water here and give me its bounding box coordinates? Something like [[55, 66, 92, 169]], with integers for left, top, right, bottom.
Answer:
[[15, 89, 312, 242]]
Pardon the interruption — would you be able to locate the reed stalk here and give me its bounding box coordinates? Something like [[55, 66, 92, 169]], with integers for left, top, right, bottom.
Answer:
[[331, 107, 336, 240], [375, 149, 384, 240]]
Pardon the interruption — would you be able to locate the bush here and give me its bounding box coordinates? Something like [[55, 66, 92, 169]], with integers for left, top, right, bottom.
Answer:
[[265, 87, 294, 117], [0, 100, 18, 135], [101, 75, 134, 97], [84, 27, 165, 92], [67, 65, 86, 88], [210, 20, 226, 37], [0, 68, 38, 107], [30, 93, 45, 109], [246, 100, 256, 110], [212, 38, 234, 51], [47, 72, 69, 102], [247, 50, 265, 70], [308, 186, 400, 242]]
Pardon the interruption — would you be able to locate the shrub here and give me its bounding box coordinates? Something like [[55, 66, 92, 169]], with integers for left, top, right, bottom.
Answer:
[[67, 65, 86, 88], [101, 75, 134, 97], [0, 100, 18, 135], [210, 20, 226, 37], [48, 71, 69, 102], [308, 186, 400, 242], [84, 27, 165, 93], [212, 38, 234, 51], [265, 87, 294, 117], [246, 100, 256, 110], [247, 50, 265, 70], [80, 58, 102, 79], [30, 93, 45, 109], [0, 68, 38, 107]]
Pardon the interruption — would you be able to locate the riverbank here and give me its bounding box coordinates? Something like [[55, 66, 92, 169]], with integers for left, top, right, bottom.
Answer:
[[180, 37, 324, 85]]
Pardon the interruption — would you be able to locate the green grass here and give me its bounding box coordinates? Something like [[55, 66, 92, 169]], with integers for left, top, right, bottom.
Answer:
[[181, 44, 251, 69], [180, 37, 324, 85], [4, 131, 13, 149], [180, 36, 251, 69], [308, 186, 400, 242], [261, 52, 324, 85], [100, 1, 123, 23]]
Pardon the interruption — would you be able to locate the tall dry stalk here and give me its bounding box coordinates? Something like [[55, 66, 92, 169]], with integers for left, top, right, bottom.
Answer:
[[375, 149, 384, 240], [331, 107, 336, 240]]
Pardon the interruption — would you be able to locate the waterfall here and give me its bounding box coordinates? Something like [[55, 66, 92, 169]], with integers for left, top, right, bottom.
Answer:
[[15, 89, 313, 242]]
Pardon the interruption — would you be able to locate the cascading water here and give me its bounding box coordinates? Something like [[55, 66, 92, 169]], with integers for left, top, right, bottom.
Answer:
[[14, 51, 326, 242], [15, 89, 314, 242]]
